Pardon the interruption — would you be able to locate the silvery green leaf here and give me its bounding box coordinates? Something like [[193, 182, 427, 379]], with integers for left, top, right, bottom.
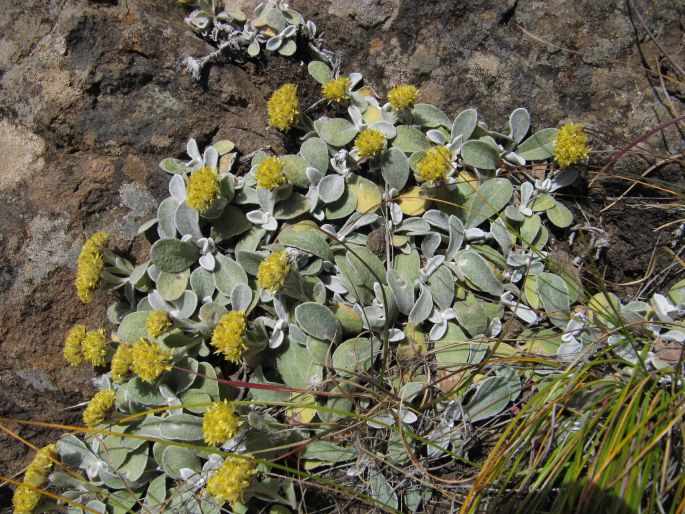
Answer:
[[380, 147, 409, 191], [307, 61, 332, 84], [275, 193, 311, 220], [157, 198, 179, 239], [169, 174, 187, 202], [214, 254, 249, 298], [277, 340, 323, 389], [421, 232, 441, 258], [295, 302, 340, 341], [369, 120, 396, 139], [516, 127, 558, 161], [393, 250, 420, 286], [301, 441, 355, 463], [147, 289, 169, 312], [426, 266, 454, 311], [175, 202, 202, 238], [143, 474, 167, 510], [423, 209, 449, 230], [464, 375, 511, 422], [426, 129, 446, 145], [198, 252, 215, 271], [199, 302, 227, 325], [161, 446, 201, 480], [397, 217, 430, 235], [445, 215, 465, 261], [392, 125, 431, 153], [408, 284, 433, 324], [453, 301, 489, 337], [278, 39, 297, 56], [537, 272, 570, 327], [137, 217, 158, 235], [117, 311, 151, 341], [279, 229, 333, 261], [490, 218, 515, 254], [550, 168, 578, 191], [300, 137, 329, 173], [180, 140, 200, 164], [347, 247, 386, 285], [547, 201, 574, 228], [58, 434, 100, 471], [247, 40, 260, 57], [159, 413, 203, 441], [151, 239, 199, 273], [455, 250, 503, 296], [452, 108, 478, 141], [157, 269, 190, 302], [332, 336, 381, 379], [504, 204, 524, 222], [231, 282, 252, 312], [318, 174, 345, 203], [210, 205, 250, 243], [319, 118, 358, 147], [412, 103, 451, 128], [520, 214, 541, 246], [160, 158, 188, 175], [369, 466, 399, 511], [462, 178, 513, 229], [203, 145, 218, 170], [461, 140, 500, 170], [277, 154, 308, 188], [509, 107, 530, 144], [265, 35, 283, 51], [172, 290, 198, 319]]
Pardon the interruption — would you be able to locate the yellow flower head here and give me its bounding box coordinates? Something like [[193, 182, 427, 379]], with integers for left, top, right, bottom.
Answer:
[[131, 339, 172, 383], [554, 123, 590, 168], [13, 443, 59, 513], [63, 324, 87, 366], [257, 250, 291, 293], [12, 485, 41, 514], [322, 76, 351, 103], [82, 328, 107, 367], [110, 342, 133, 383], [186, 166, 221, 212], [416, 145, 453, 185], [203, 401, 241, 446], [75, 232, 108, 303], [354, 129, 386, 158], [267, 83, 299, 132], [206, 455, 255, 507], [254, 156, 287, 191], [211, 311, 247, 363], [388, 85, 420, 111], [83, 389, 116, 428], [146, 310, 172, 338]]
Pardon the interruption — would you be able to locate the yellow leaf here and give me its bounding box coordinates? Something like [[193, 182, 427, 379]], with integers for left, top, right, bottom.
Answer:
[[397, 186, 430, 215], [348, 173, 382, 213]]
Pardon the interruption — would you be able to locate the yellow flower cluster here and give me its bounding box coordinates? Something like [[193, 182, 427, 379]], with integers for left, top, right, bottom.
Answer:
[[130, 339, 172, 383], [82, 328, 107, 367], [203, 401, 241, 446], [75, 232, 108, 303], [254, 156, 287, 191], [110, 342, 133, 383], [186, 166, 221, 212], [64, 326, 107, 367], [211, 311, 247, 363], [63, 324, 87, 366], [83, 389, 116, 428], [206, 455, 255, 507], [416, 145, 453, 185], [354, 129, 386, 158], [146, 310, 172, 338], [322, 76, 351, 103], [257, 251, 291, 293], [553, 123, 590, 168], [12, 444, 59, 514], [267, 83, 299, 132], [388, 85, 420, 111]]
